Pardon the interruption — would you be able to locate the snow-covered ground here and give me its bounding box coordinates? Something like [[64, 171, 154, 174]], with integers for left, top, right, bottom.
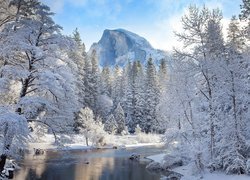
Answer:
[[147, 154, 250, 180], [28, 133, 163, 151]]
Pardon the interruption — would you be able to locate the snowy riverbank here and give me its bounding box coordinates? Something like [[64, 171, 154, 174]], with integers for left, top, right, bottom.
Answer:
[[27, 133, 163, 152], [146, 154, 250, 180]]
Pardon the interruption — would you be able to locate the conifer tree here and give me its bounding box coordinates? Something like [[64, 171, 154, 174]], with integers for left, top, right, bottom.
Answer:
[[101, 66, 112, 97], [133, 61, 145, 131], [69, 28, 86, 107], [83, 56, 92, 108], [104, 114, 117, 134], [143, 57, 160, 133], [111, 65, 123, 106], [90, 50, 100, 115], [114, 103, 126, 134], [158, 59, 168, 94]]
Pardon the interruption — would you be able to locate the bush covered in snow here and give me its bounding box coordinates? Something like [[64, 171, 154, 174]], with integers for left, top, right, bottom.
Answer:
[[146, 155, 183, 171], [0, 109, 29, 157], [135, 124, 142, 135], [223, 151, 246, 174], [162, 155, 183, 169], [146, 161, 162, 171], [136, 131, 161, 143], [74, 107, 108, 146], [246, 159, 250, 175]]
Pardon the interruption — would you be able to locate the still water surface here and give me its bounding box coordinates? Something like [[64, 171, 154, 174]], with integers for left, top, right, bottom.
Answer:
[[14, 145, 167, 180]]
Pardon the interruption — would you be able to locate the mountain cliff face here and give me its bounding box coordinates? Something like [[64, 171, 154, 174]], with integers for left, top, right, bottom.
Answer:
[[88, 29, 167, 66]]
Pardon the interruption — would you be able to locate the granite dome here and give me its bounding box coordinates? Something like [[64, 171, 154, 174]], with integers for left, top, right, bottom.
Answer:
[[88, 29, 167, 66]]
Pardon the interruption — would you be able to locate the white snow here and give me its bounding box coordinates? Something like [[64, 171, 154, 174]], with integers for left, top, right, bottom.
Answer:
[[202, 173, 249, 180], [125, 143, 164, 148], [27, 133, 163, 151], [147, 153, 166, 163], [147, 153, 250, 180], [174, 164, 250, 180]]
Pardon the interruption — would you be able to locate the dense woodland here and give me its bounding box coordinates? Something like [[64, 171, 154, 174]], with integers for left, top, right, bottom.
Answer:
[[0, 0, 249, 176]]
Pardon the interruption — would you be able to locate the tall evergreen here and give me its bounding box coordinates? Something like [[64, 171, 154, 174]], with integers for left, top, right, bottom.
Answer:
[[133, 61, 145, 131], [69, 28, 86, 107], [90, 50, 100, 115], [114, 103, 126, 134], [111, 65, 123, 106], [158, 59, 168, 94], [143, 57, 160, 133], [101, 66, 112, 97], [104, 114, 117, 134]]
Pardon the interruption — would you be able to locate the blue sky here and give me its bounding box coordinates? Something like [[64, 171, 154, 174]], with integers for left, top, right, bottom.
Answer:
[[41, 0, 242, 51]]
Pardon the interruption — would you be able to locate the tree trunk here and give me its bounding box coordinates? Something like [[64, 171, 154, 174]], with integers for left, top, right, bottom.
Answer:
[[202, 69, 215, 160], [0, 154, 7, 173], [231, 71, 240, 145], [85, 137, 89, 146], [0, 124, 14, 173]]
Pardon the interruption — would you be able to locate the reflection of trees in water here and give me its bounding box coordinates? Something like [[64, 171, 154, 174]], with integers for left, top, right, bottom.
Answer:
[[75, 157, 160, 180], [74, 157, 115, 180], [13, 149, 162, 180], [14, 152, 48, 180], [107, 159, 159, 180]]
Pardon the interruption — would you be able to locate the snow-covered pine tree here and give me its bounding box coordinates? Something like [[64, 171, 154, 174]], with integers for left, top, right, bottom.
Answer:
[[100, 66, 112, 97], [124, 61, 134, 131], [114, 103, 126, 134], [111, 65, 124, 106], [123, 61, 145, 132], [90, 50, 100, 116], [133, 61, 146, 132], [83, 54, 93, 108], [82, 44, 101, 119], [240, 0, 250, 19], [227, 16, 246, 52], [104, 114, 117, 134], [69, 28, 86, 107], [143, 57, 160, 133], [158, 58, 168, 94]]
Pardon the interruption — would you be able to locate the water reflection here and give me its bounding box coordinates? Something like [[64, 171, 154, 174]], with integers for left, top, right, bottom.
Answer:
[[14, 146, 166, 180], [14, 150, 49, 180]]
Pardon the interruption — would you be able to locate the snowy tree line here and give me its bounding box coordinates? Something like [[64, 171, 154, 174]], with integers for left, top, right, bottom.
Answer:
[[158, 2, 250, 175], [79, 46, 168, 134]]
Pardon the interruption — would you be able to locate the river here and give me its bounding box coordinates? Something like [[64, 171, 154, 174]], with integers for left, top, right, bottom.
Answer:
[[13, 145, 167, 180]]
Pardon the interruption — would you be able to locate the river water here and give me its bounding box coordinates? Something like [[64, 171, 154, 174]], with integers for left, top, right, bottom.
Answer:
[[13, 145, 167, 180]]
